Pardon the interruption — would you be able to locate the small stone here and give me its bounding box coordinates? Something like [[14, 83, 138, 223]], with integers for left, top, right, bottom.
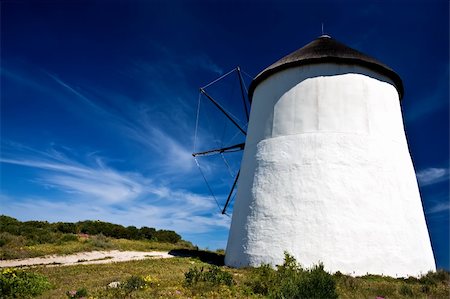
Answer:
[[108, 281, 121, 288]]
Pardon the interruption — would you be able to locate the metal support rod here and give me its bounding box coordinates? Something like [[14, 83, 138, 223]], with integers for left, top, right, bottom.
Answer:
[[200, 88, 247, 136], [222, 170, 240, 214], [237, 66, 249, 122], [192, 143, 245, 157]]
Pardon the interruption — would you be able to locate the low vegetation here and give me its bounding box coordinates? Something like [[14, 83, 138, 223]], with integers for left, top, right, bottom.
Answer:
[[246, 252, 338, 298], [1, 215, 448, 298], [0, 215, 194, 259], [0, 252, 446, 298], [0, 268, 51, 298]]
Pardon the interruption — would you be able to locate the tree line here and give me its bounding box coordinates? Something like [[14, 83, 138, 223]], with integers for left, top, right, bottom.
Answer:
[[0, 215, 182, 244]]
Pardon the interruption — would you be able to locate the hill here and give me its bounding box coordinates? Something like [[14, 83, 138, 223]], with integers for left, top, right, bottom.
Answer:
[[0, 215, 194, 260]]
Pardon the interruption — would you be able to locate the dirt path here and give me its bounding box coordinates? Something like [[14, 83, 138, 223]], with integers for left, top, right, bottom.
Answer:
[[0, 250, 174, 268]]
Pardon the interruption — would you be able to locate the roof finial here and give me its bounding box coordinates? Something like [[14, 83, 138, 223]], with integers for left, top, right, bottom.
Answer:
[[320, 22, 330, 38]]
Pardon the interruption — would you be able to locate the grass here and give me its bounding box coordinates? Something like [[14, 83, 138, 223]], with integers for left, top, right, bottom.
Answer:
[[33, 256, 241, 298], [1, 232, 448, 298], [9, 253, 444, 299], [0, 235, 194, 260]]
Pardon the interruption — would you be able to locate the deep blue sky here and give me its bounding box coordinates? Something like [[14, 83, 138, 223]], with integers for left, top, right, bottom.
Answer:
[[1, 0, 449, 270]]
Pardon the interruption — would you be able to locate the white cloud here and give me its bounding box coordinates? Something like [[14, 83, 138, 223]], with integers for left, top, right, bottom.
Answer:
[[0, 144, 230, 235], [0, 156, 147, 204], [0, 193, 230, 235], [188, 55, 223, 76], [416, 167, 449, 187], [426, 201, 450, 214], [45, 74, 196, 175]]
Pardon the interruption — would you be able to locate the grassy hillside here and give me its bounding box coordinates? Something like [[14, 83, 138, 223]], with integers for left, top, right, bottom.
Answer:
[[0, 215, 194, 260], [1, 252, 446, 298], [1, 215, 448, 298]]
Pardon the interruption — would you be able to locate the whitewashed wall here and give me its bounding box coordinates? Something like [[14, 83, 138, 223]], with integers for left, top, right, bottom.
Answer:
[[225, 63, 436, 277]]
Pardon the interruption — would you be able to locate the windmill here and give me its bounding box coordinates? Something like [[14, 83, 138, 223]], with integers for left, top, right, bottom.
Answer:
[[194, 35, 436, 278]]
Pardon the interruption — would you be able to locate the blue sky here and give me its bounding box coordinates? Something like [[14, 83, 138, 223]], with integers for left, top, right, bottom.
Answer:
[[1, 1, 449, 270]]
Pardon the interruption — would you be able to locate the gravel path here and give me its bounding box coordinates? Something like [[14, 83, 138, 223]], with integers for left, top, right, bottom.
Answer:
[[0, 250, 174, 268]]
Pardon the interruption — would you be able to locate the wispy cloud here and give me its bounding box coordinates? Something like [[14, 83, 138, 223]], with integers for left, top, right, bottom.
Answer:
[[45, 72, 196, 175], [1, 55, 231, 245], [0, 143, 230, 234], [426, 201, 450, 214], [187, 54, 223, 76], [0, 193, 230, 235], [416, 167, 449, 187], [404, 65, 449, 123], [1, 147, 147, 204]]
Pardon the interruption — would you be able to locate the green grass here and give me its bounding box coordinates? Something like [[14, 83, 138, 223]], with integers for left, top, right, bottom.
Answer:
[[1, 227, 448, 298], [32, 256, 245, 298], [7, 254, 443, 299], [0, 235, 194, 260]]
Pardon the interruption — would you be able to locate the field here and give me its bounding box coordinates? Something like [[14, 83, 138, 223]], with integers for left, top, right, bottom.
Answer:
[[1, 216, 449, 298], [0, 235, 193, 260], [1, 250, 448, 298]]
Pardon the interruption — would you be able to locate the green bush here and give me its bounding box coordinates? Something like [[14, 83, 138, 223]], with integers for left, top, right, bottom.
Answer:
[[55, 222, 77, 234], [246, 264, 276, 295], [153, 229, 181, 243], [399, 283, 414, 296], [0, 268, 51, 298], [247, 252, 338, 299], [184, 265, 234, 287], [420, 269, 450, 286], [0, 215, 185, 245], [59, 234, 78, 243], [122, 275, 147, 292], [88, 234, 112, 249]]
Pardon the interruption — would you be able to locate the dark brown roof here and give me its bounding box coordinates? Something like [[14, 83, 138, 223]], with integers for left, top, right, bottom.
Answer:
[[248, 35, 404, 101]]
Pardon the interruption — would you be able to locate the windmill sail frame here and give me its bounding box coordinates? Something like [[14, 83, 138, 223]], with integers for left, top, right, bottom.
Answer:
[[193, 66, 252, 215]]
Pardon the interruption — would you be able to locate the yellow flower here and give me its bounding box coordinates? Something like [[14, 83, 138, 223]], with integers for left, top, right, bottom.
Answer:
[[2, 268, 14, 275], [143, 274, 158, 284]]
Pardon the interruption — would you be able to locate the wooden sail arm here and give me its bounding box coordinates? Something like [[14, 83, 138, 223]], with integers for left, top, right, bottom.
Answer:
[[199, 88, 247, 136], [192, 143, 245, 157], [222, 170, 240, 214]]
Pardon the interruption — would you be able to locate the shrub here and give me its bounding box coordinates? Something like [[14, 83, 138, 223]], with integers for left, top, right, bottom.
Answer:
[[154, 229, 181, 243], [247, 264, 276, 295], [0, 215, 187, 245], [420, 269, 450, 286], [59, 234, 78, 243], [370, 281, 396, 298], [125, 226, 142, 240], [184, 266, 234, 287], [88, 234, 112, 249], [0, 268, 51, 298], [122, 275, 147, 292], [247, 252, 338, 299], [140, 226, 156, 240], [399, 283, 414, 296], [55, 222, 77, 234]]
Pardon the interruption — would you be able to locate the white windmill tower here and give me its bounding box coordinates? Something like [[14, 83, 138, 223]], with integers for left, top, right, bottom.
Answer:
[[221, 35, 436, 277]]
